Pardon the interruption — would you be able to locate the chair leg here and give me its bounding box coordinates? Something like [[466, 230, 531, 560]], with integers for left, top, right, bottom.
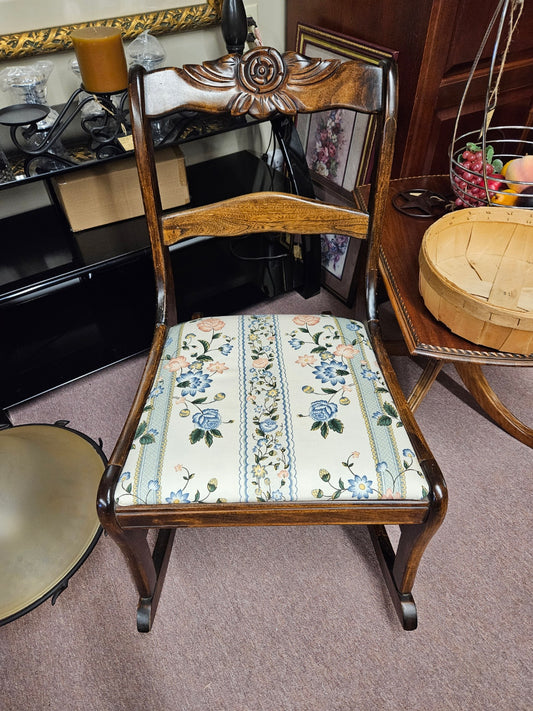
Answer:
[[108, 526, 176, 632], [368, 524, 418, 630], [368, 518, 442, 631], [137, 528, 176, 632]]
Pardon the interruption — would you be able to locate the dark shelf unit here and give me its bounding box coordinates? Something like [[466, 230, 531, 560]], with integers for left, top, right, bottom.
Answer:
[[1, 149, 314, 409]]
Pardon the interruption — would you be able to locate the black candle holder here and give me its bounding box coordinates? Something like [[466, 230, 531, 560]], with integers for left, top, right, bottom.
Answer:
[[0, 86, 130, 176]]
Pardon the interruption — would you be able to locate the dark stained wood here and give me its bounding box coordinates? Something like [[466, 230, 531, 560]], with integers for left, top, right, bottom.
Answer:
[[286, 0, 533, 177], [286, 0, 434, 177], [407, 360, 443, 411], [136, 529, 177, 632], [113, 501, 430, 529], [364, 174, 533, 447], [368, 525, 417, 630], [97, 47, 448, 632], [143, 52, 384, 119]]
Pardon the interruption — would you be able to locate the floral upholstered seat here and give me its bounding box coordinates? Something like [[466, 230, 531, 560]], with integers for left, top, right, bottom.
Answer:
[[116, 314, 429, 507]]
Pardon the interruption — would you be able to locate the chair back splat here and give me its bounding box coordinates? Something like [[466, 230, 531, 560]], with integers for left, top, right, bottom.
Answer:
[[97, 46, 447, 632]]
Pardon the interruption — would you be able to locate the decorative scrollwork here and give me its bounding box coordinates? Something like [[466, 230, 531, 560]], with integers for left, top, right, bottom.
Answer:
[[181, 47, 341, 119], [233, 49, 341, 118]]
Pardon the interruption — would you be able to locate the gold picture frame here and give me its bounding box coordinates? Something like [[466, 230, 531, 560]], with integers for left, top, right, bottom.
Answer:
[[0, 0, 223, 60]]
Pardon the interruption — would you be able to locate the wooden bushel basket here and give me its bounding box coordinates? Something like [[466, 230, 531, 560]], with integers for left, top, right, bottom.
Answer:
[[419, 207, 533, 355]]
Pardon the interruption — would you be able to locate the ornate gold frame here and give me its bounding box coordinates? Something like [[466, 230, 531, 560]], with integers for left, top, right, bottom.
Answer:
[[0, 0, 223, 60]]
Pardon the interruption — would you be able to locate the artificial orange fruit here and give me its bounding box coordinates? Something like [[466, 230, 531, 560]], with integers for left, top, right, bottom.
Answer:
[[491, 189, 518, 205]]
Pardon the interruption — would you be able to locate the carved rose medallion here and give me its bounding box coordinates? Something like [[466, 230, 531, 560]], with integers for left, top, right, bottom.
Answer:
[[182, 47, 341, 119], [238, 47, 285, 95], [231, 47, 340, 118]]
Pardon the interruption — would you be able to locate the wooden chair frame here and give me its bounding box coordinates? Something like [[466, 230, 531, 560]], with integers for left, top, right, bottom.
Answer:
[[97, 47, 447, 632]]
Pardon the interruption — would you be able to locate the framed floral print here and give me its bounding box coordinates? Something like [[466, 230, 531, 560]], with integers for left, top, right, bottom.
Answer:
[[295, 23, 398, 195], [313, 180, 363, 304], [294, 23, 398, 302]]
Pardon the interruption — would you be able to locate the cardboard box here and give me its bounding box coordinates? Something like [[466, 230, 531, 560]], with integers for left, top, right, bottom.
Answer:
[[52, 146, 189, 232]]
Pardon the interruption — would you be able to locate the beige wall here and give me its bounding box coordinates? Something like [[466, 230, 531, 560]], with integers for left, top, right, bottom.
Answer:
[[0, 1, 286, 109]]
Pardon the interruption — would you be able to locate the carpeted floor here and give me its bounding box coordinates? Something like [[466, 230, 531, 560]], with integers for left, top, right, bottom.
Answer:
[[1, 289, 532, 711]]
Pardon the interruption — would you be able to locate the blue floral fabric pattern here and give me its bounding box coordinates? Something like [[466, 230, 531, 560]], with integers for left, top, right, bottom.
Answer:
[[116, 314, 429, 506]]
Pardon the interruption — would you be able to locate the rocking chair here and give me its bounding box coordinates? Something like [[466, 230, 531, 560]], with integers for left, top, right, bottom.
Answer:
[[97, 45, 447, 631]]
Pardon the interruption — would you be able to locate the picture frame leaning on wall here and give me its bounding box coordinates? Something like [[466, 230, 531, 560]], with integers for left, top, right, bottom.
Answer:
[[295, 23, 398, 304]]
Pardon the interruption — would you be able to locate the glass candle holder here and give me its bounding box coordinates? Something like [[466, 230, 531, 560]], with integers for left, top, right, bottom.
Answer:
[[127, 32, 173, 145], [0, 61, 58, 129], [0, 60, 68, 164]]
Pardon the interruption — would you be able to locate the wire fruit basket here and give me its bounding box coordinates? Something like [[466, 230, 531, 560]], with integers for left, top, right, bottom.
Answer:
[[450, 125, 533, 208], [449, 0, 533, 209]]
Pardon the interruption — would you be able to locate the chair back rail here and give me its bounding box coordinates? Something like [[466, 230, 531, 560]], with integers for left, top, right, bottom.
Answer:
[[162, 192, 370, 244]]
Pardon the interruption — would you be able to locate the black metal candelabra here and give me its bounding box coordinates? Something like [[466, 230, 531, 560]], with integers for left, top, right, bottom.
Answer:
[[0, 86, 130, 176]]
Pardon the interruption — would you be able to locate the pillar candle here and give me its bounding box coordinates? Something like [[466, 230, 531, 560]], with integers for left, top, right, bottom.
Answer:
[[71, 27, 128, 94]]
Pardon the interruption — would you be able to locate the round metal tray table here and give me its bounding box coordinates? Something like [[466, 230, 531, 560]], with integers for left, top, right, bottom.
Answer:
[[0, 422, 106, 625]]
